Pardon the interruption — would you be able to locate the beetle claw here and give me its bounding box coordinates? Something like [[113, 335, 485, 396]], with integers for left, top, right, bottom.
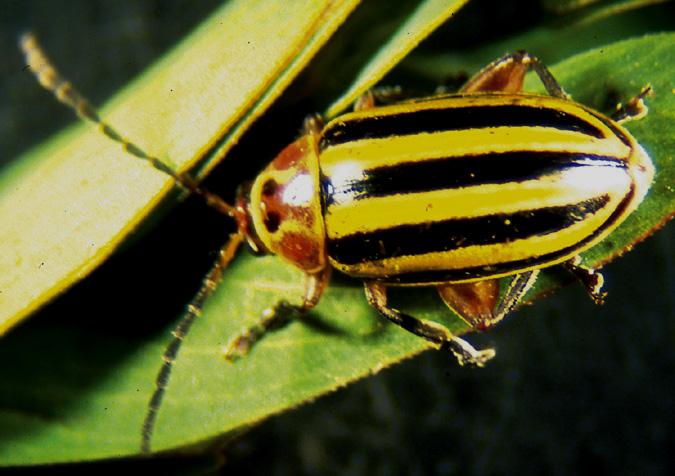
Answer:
[[445, 337, 496, 367]]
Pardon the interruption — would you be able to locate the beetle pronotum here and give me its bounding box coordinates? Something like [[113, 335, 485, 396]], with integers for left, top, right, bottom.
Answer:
[[21, 32, 653, 454]]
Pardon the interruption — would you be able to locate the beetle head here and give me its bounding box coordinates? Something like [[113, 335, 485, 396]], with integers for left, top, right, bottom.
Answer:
[[238, 135, 327, 273]]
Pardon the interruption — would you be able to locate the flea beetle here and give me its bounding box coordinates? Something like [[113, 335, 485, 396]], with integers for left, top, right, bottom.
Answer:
[[22, 33, 654, 454]]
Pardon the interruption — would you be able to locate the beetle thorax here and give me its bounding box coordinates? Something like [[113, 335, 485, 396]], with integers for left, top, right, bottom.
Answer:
[[243, 134, 327, 273]]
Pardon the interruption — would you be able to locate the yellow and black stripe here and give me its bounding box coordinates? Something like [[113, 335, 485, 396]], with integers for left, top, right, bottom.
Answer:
[[319, 93, 652, 285]]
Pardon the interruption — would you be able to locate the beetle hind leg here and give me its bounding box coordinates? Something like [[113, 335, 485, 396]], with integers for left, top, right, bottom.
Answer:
[[364, 282, 495, 366], [437, 271, 539, 332]]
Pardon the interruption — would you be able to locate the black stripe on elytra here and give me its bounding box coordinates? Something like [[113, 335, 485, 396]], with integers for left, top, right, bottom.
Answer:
[[327, 195, 612, 266], [319, 103, 605, 149], [371, 186, 636, 284], [594, 111, 632, 148], [322, 152, 627, 208]]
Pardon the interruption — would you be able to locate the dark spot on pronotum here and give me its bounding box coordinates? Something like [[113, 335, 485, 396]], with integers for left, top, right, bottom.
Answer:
[[262, 179, 278, 196], [264, 211, 281, 233]]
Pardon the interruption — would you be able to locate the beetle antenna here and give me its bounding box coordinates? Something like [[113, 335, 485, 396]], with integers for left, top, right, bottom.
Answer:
[[141, 232, 243, 454], [20, 31, 246, 454], [19, 32, 236, 218]]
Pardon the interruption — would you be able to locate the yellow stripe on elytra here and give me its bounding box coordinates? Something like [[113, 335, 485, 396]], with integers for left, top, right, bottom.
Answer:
[[325, 164, 632, 238], [320, 126, 631, 177], [333, 197, 624, 283]]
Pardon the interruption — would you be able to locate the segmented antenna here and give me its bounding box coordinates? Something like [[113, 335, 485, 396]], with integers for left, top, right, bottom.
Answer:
[[141, 233, 243, 454], [20, 32, 246, 454], [19, 32, 237, 218]]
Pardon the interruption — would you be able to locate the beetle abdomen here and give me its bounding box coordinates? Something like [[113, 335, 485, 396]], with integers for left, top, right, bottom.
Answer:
[[319, 93, 652, 284]]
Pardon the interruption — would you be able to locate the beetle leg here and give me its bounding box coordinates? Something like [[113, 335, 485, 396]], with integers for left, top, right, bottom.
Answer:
[[437, 271, 539, 332], [358, 52, 571, 111], [563, 256, 607, 305], [353, 86, 410, 111], [492, 270, 540, 318], [364, 282, 495, 366], [461, 51, 568, 99], [299, 266, 332, 311], [611, 85, 653, 123], [223, 267, 331, 362]]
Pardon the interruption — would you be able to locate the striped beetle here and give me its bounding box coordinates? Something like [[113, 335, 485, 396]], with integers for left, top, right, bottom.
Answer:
[[22, 34, 653, 453]]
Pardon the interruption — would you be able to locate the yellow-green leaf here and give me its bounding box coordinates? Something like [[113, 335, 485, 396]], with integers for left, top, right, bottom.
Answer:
[[0, 0, 361, 336]]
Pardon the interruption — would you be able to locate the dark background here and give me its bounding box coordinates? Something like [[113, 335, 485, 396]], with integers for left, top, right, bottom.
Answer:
[[2, 1, 675, 475]]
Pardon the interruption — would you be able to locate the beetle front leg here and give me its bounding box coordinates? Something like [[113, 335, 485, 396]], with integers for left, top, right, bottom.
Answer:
[[224, 267, 331, 361], [364, 282, 495, 366]]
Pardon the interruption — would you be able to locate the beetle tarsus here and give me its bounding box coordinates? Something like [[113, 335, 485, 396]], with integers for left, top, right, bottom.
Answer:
[[445, 338, 496, 367], [612, 85, 653, 123], [564, 257, 607, 305], [302, 114, 325, 136]]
